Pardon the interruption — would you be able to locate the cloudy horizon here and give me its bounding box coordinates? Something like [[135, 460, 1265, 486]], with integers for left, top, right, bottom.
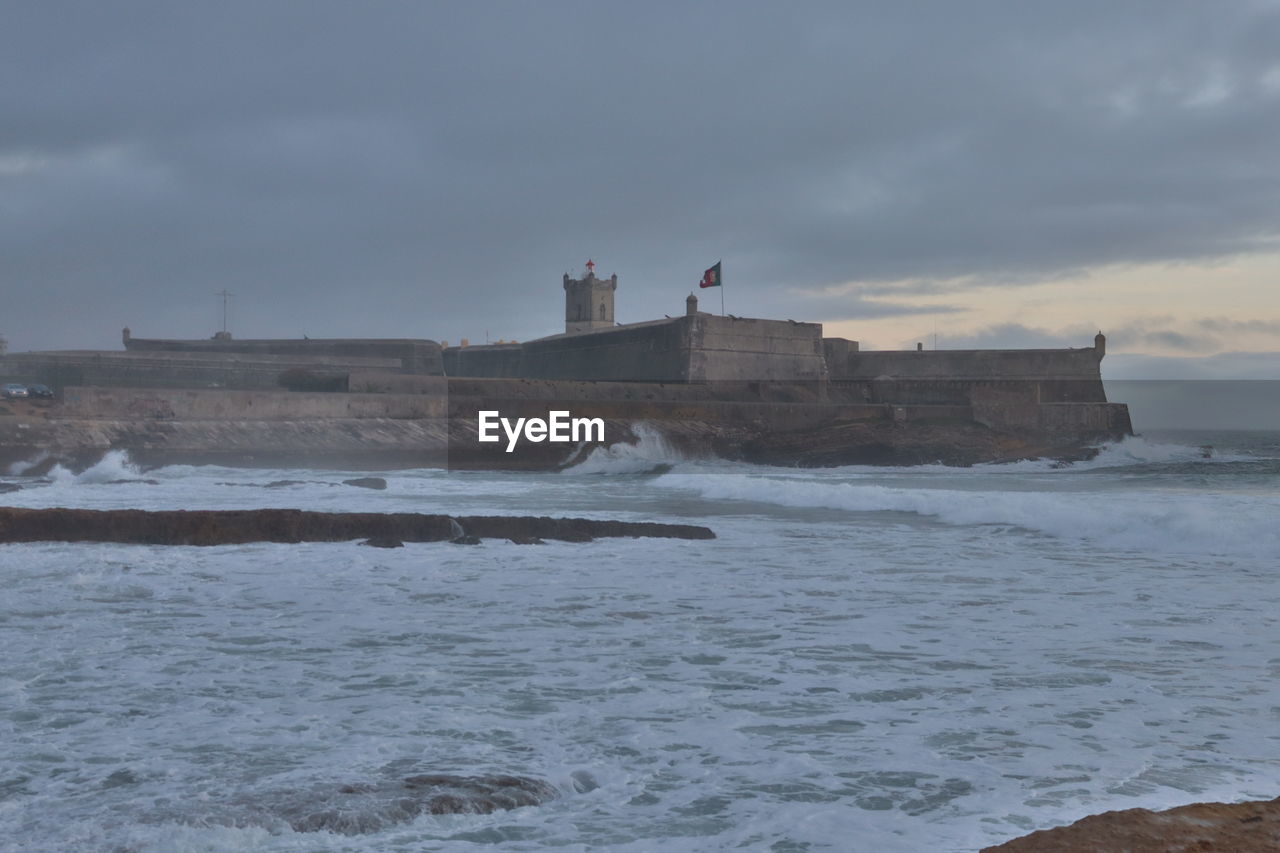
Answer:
[[4, 1, 1279, 378]]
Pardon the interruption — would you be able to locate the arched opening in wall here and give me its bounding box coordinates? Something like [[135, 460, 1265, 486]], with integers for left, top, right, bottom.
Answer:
[[599, 304, 607, 320]]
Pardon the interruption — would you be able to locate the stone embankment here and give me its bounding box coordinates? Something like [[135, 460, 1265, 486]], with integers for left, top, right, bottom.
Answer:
[[982, 797, 1280, 852], [0, 507, 715, 545]]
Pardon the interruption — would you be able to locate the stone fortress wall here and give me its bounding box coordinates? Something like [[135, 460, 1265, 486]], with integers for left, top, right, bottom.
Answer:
[[122, 333, 445, 375], [0, 267, 1118, 426], [444, 314, 827, 383], [0, 349, 403, 391]]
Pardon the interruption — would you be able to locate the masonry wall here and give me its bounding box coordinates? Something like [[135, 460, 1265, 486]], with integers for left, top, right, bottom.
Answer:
[[688, 316, 826, 381], [443, 315, 827, 383], [0, 351, 398, 391], [441, 344, 525, 379], [59, 387, 447, 420], [124, 337, 445, 375], [826, 346, 1108, 403], [522, 320, 691, 381]]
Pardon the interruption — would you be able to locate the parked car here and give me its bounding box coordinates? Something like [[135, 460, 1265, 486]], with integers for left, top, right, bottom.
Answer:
[[26, 383, 54, 398], [1, 383, 28, 399]]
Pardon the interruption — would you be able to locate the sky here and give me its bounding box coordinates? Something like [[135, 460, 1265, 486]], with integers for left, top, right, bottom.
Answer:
[[3, 1, 1279, 378]]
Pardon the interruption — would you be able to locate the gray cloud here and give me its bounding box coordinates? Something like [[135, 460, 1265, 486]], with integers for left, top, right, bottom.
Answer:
[[3, 1, 1279, 353], [1104, 351, 1280, 380]]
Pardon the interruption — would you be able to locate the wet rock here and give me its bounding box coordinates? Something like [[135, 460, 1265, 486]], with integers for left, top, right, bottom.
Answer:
[[508, 535, 545, 545], [359, 537, 403, 549], [982, 796, 1280, 852], [343, 477, 387, 490], [281, 774, 560, 835], [263, 479, 309, 488], [105, 478, 160, 486], [0, 507, 715, 545], [450, 534, 482, 545]]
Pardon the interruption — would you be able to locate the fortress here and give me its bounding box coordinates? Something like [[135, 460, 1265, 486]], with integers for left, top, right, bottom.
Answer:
[[0, 264, 1131, 468]]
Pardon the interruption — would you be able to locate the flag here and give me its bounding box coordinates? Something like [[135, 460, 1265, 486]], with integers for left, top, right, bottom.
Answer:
[[699, 261, 721, 288]]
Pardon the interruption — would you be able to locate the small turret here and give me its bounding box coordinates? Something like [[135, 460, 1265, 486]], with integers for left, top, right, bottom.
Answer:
[[122, 327, 131, 345], [686, 293, 698, 316], [1095, 331, 1106, 356]]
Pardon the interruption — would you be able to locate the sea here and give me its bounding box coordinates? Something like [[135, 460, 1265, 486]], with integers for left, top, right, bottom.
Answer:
[[2, 417, 1279, 850]]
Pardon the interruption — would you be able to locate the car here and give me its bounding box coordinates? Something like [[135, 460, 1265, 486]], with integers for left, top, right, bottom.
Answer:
[[1, 383, 28, 399], [26, 383, 54, 398]]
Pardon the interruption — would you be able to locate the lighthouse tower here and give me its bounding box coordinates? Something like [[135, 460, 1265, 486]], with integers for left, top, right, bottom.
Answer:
[[563, 259, 617, 334]]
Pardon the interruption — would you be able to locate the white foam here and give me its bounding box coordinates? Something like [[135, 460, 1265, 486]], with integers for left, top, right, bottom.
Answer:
[[6, 450, 51, 476], [562, 423, 685, 475], [46, 449, 145, 485], [659, 471, 1280, 558]]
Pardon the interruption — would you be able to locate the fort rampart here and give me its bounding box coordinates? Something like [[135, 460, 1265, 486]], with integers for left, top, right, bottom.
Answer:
[[59, 387, 447, 420], [0, 350, 400, 392], [123, 336, 444, 375], [443, 314, 825, 382]]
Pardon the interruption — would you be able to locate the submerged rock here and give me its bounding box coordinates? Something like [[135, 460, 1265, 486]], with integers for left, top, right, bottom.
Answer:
[[359, 537, 404, 549], [343, 477, 388, 490], [263, 479, 310, 488], [0, 507, 715, 545], [280, 774, 561, 835], [982, 796, 1280, 852]]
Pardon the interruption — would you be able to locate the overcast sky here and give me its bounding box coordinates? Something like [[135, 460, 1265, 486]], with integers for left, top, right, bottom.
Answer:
[[4, 1, 1279, 377]]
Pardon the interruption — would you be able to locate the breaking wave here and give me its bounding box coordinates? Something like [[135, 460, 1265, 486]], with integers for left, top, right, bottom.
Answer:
[[563, 423, 685, 475], [47, 449, 145, 485], [658, 472, 1280, 558]]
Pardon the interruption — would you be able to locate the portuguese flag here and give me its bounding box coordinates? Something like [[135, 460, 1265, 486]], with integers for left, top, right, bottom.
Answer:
[[699, 261, 722, 288]]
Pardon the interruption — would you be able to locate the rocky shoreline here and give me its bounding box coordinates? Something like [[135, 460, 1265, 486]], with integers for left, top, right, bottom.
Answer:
[[0, 507, 715, 545], [982, 796, 1280, 852]]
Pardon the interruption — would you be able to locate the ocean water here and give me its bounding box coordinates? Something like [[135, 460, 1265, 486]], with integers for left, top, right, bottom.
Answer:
[[2, 429, 1279, 852]]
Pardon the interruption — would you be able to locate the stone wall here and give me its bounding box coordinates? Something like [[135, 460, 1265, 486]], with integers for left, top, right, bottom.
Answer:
[[1038, 401, 1133, 435], [347, 372, 447, 395], [826, 345, 1108, 403], [59, 387, 447, 420], [123, 337, 444, 375], [832, 346, 1103, 380], [0, 350, 399, 392], [522, 319, 691, 381], [689, 316, 826, 381], [440, 344, 526, 379], [443, 315, 826, 383]]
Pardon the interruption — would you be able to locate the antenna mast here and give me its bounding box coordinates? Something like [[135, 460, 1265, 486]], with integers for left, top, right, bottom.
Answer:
[[215, 289, 234, 334]]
